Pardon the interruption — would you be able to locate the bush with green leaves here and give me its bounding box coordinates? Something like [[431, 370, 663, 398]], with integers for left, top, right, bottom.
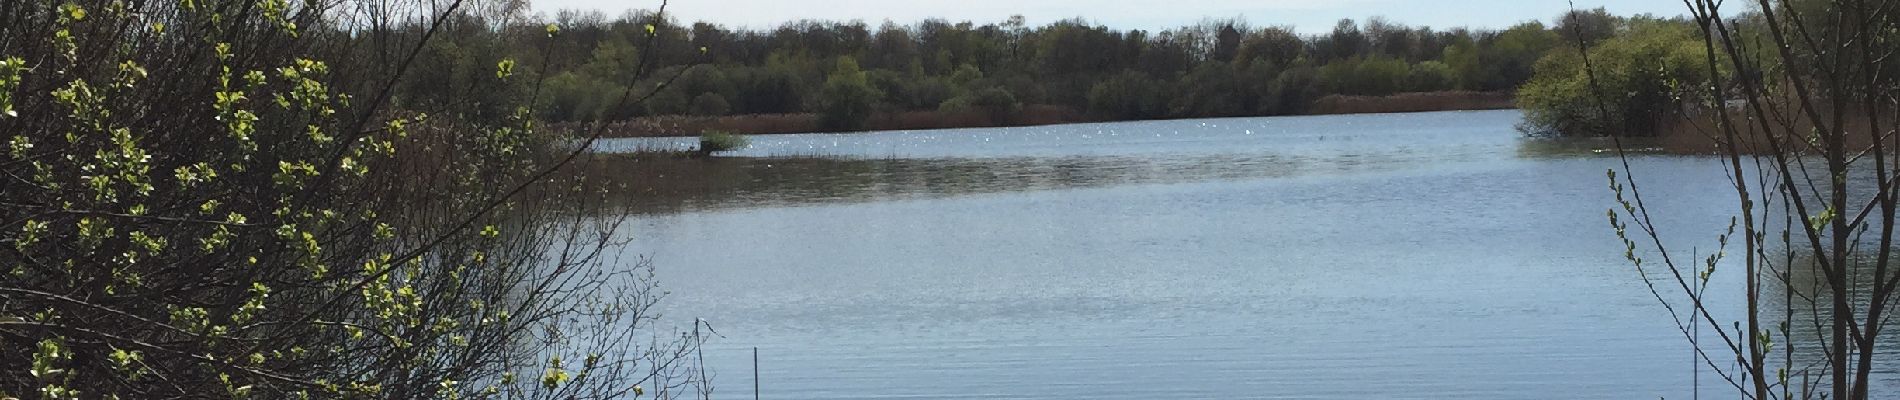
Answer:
[[1087, 70, 1170, 119], [698, 131, 749, 153], [1318, 56, 1409, 96], [939, 87, 1022, 123], [815, 57, 880, 131], [0, 1, 709, 398], [689, 92, 731, 116], [1516, 19, 1713, 136]]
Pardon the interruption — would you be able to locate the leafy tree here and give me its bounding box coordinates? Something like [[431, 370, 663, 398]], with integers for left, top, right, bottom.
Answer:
[[691, 92, 732, 115], [732, 64, 806, 114], [905, 77, 957, 109], [1319, 19, 1367, 61], [1265, 64, 1323, 114], [1554, 7, 1620, 47], [1087, 70, 1170, 119], [1476, 22, 1559, 90], [1234, 26, 1306, 70], [1171, 62, 1250, 117], [1516, 20, 1711, 136], [1319, 56, 1409, 96], [1441, 39, 1483, 90], [815, 57, 881, 130], [1405, 61, 1456, 92], [939, 87, 1023, 123], [0, 1, 711, 398]]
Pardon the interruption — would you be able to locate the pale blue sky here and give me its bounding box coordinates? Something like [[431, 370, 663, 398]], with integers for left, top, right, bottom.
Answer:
[[527, 0, 1701, 34]]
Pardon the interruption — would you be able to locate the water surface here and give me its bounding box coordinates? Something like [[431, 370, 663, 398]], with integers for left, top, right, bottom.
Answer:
[[596, 110, 1895, 398]]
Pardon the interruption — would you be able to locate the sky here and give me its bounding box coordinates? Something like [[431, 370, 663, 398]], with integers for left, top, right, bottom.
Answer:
[[525, 0, 1699, 34]]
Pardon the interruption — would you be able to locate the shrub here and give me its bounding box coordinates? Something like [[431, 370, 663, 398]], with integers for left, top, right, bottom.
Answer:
[[1405, 61, 1456, 92], [0, 2, 710, 398], [700, 131, 751, 152], [690, 92, 732, 116], [1517, 20, 1713, 136], [1087, 70, 1169, 119], [939, 87, 1023, 123], [815, 57, 881, 131], [1318, 56, 1409, 96]]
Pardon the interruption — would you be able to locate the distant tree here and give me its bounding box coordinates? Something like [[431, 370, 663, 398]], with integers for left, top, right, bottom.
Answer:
[[1554, 7, 1619, 47], [1405, 60, 1456, 92], [1265, 64, 1323, 114], [1234, 26, 1306, 69], [1516, 20, 1710, 136], [949, 63, 985, 90], [733, 64, 806, 114], [907, 77, 957, 109], [1441, 39, 1482, 90], [940, 87, 1023, 123], [816, 57, 882, 130], [1136, 31, 1196, 78], [1365, 16, 1414, 59], [691, 92, 732, 116], [1172, 62, 1249, 117], [869, 21, 920, 71], [1321, 19, 1367, 61], [644, 79, 693, 115], [1087, 70, 1170, 119], [1319, 56, 1408, 96], [1476, 22, 1558, 90], [865, 69, 914, 110]]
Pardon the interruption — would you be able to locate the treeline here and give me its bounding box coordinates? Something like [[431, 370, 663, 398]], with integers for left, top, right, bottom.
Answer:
[[402, 8, 1616, 130]]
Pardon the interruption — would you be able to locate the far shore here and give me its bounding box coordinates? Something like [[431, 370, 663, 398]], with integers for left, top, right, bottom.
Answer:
[[560, 91, 1516, 138]]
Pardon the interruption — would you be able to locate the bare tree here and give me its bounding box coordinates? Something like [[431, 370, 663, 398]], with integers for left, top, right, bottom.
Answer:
[[1587, 0, 1900, 398]]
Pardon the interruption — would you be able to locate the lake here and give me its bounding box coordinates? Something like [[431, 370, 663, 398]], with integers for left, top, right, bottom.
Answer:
[[595, 109, 1897, 399]]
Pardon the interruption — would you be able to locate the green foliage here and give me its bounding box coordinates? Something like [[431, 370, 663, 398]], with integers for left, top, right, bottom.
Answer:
[[1406, 61, 1456, 92], [1, 1, 710, 398], [1087, 70, 1169, 119], [690, 92, 731, 116], [815, 57, 880, 131], [1319, 56, 1409, 96], [0, 56, 22, 117], [491, 12, 1595, 127], [1481, 22, 1561, 90], [939, 87, 1022, 122], [1555, 7, 1619, 47], [1266, 64, 1323, 115], [724, 65, 800, 114], [1517, 19, 1712, 136], [1171, 62, 1250, 117], [699, 130, 750, 152], [543, 71, 624, 120]]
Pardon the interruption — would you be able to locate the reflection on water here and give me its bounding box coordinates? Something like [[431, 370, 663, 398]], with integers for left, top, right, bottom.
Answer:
[[592, 152, 1472, 214], [596, 110, 1550, 214], [586, 110, 1896, 399]]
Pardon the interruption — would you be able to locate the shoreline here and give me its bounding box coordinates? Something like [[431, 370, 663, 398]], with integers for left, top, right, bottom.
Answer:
[[561, 91, 1517, 138]]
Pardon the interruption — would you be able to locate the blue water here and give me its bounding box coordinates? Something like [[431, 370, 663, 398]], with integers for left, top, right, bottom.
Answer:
[[597, 110, 1897, 398]]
